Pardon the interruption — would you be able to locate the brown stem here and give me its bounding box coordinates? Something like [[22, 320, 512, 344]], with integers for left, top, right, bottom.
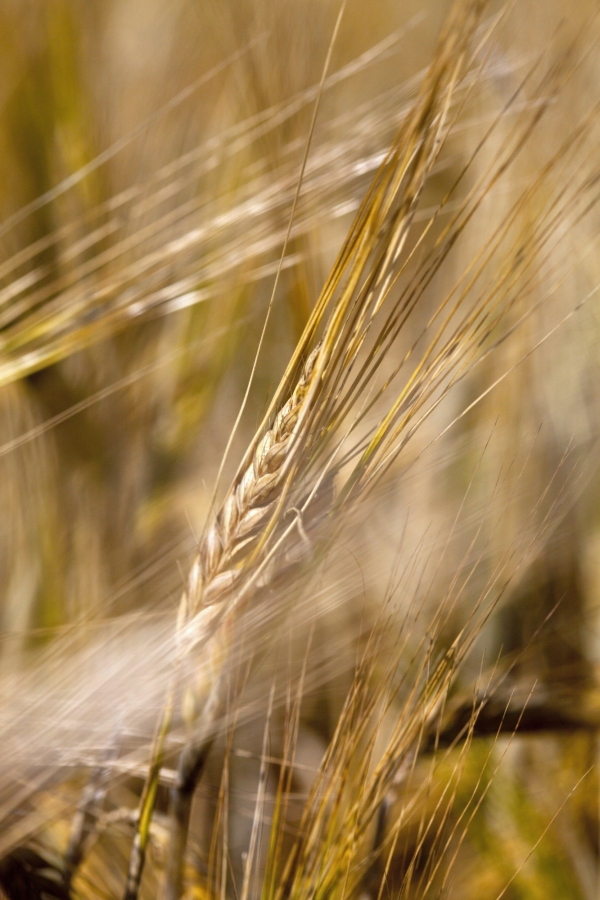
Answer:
[[426, 693, 599, 752], [163, 737, 216, 900], [164, 672, 229, 900], [64, 750, 115, 891]]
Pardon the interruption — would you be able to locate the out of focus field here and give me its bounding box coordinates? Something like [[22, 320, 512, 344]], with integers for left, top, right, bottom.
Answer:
[[2, 1, 600, 898]]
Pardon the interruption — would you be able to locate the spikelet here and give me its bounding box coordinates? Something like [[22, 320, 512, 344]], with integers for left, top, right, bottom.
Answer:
[[183, 344, 320, 619]]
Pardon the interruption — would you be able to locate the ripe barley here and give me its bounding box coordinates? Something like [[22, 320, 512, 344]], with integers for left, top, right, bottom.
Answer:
[[187, 343, 320, 615]]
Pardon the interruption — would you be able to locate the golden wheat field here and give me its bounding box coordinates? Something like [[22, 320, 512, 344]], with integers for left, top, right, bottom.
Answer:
[[2, 0, 600, 897]]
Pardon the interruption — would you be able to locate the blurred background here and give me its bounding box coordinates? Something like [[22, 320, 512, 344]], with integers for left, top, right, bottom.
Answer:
[[2, 1, 600, 897]]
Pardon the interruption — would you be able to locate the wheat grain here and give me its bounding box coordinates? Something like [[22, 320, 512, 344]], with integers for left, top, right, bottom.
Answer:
[[188, 344, 320, 615]]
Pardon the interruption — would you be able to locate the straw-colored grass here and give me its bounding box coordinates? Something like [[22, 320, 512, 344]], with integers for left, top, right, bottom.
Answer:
[[2, 0, 600, 898]]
